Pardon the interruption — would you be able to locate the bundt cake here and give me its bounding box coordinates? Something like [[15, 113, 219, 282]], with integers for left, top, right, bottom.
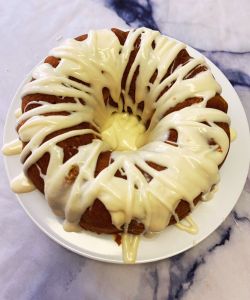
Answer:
[[3, 27, 231, 262]]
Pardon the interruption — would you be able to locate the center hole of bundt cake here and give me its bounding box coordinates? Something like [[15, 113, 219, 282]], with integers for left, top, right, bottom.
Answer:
[[101, 113, 145, 151]]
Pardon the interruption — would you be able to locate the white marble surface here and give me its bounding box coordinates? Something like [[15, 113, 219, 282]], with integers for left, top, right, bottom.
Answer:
[[0, 0, 250, 299]]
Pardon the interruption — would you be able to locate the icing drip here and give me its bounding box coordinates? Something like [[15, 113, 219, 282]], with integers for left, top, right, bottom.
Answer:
[[15, 108, 22, 118], [11, 173, 35, 193], [122, 233, 140, 263], [230, 127, 237, 142], [2, 139, 22, 155], [202, 185, 218, 201], [3, 28, 231, 262], [175, 216, 198, 234]]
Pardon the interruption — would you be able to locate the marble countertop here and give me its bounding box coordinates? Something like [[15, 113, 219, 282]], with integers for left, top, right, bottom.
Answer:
[[1, 0, 250, 299]]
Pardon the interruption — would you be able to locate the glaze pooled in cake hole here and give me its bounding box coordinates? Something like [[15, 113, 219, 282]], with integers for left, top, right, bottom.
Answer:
[[101, 113, 145, 151]]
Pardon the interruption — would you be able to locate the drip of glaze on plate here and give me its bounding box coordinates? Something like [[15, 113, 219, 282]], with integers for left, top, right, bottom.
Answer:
[[15, 108, 22, 118], [122, 233, 140, 264], [202, 185, 218, 201], [175, 216, 198, 234], [230, 127, 237, 142], [11, 172, 35, 193], [2, 139, 22, 156]]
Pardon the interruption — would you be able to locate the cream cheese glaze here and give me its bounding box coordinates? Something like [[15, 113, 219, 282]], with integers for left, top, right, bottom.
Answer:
[[101, 113, 145, 151], [2, 28, 231, 263], [122, 234, 141, 264], [11, 172, 35, 193], [175, 216, 198, 234], [2, 139, 22, 155]]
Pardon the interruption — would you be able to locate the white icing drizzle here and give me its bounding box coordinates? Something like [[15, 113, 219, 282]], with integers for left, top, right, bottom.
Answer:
[[122, 233, 140, 263], [202, 184, 218, 201], [3, 28, 231, 262], [15, 108, 22, 118], [230, 127, 237, 142], [2, 139, 22, 155], [11, 172, 35, 193], [175, 216, 198, 234]]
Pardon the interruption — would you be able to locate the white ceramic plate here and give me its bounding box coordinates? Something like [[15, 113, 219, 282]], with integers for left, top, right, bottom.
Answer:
[[3, 43, 250, 264]]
